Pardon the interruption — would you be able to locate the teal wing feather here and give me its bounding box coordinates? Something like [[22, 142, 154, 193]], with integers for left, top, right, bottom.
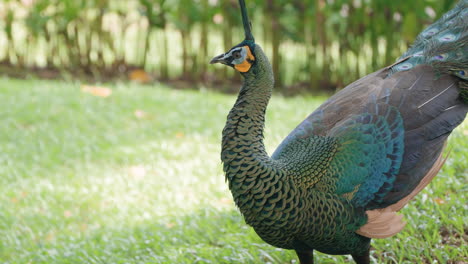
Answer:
[[272, 100, 405, 209], [326, 103, 404, 208]]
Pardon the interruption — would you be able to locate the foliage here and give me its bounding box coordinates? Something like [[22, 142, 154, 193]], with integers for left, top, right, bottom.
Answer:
[[0, 0, 461, 91], [0, 77, 467, 263]]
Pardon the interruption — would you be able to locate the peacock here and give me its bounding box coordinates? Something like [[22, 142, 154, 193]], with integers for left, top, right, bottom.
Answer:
[[210, 0, 468, 263]]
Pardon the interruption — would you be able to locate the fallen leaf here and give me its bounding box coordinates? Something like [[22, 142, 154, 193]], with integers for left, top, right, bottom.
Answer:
[[21, 0, 35, 7], [128, 165, 146, 180], [80, 223, 88, 232], [176, 132, 184, 139], [64, 210, 73, 218], [129, 69, 151, 83], [165, 222, 176, 228], [218, 198, 232, 205], [434, 197, 445, 205], [134, 109, 148, 119], [81, 85, 112, 98], [11, 197, 18, 203], [45, 232, 55, 242]]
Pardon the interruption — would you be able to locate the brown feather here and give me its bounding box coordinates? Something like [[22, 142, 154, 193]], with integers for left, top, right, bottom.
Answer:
[[356, 145, 448, 239], [388, 144, 449, 212]]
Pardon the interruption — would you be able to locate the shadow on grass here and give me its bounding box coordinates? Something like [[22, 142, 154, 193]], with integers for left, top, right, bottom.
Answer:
[[59, 207, 298, 264], [68, 207, 357, 264]]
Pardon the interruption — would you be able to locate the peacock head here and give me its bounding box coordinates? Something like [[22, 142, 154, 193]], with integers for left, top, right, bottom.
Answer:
[[210, 0, 257, 74], [210, 41, 256, 73]]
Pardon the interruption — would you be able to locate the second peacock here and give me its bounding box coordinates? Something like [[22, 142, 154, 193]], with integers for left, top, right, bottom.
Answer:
[[210, 1, 467, 264]]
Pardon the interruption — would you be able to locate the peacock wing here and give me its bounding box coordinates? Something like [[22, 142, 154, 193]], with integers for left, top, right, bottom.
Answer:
[[272, 69, 405, 208], [322, 102, 405, 208], [274, 65, 467, 206], [272, 1, 467, 239], [272, 65, 467, 237]]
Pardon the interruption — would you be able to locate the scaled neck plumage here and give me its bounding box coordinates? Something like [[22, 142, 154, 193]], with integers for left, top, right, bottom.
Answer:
[[221, 45, 287, 223], [221, 44, 274, 173]]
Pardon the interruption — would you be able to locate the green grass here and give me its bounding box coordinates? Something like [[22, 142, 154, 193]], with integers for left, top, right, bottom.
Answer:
[[0, 77, 466, 264]]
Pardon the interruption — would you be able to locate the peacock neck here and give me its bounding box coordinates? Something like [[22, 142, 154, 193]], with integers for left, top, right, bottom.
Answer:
[[221, 45, 289, 223], [221, 74, 273, 165], [221, 45, 275, 174]]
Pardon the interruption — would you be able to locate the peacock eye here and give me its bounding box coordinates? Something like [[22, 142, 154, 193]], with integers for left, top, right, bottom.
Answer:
[[233, 51, 242, 59]]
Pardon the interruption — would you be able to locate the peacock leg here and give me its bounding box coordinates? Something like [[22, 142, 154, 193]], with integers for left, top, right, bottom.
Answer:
[[351, 248, 370, 264], [295, 250, 314, 264]]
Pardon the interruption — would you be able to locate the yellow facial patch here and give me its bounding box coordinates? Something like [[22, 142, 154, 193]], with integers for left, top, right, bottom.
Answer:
[[234, 46, 255, 73]]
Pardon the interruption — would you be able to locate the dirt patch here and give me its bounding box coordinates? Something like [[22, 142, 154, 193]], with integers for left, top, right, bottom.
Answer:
[[440, 225, 468, 248]]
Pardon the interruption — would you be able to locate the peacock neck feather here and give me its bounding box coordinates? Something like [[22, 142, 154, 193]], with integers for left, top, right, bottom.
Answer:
[[222, 44, 273, 165], [221, 44, 285, 223]]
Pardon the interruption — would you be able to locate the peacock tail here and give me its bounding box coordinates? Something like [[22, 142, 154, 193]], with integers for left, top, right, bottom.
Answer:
[[390, 0, 468, 102]]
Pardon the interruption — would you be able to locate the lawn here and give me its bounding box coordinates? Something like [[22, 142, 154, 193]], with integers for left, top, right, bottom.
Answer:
[[0, 77, 466, 264]]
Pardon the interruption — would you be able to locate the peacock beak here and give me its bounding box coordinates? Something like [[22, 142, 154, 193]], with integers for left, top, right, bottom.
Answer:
[[210, 53, 228, 64]]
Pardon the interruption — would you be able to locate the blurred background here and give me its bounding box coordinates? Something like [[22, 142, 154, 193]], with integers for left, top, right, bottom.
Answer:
[[0, 0, 459, 93], [1, 0, 467, 263]]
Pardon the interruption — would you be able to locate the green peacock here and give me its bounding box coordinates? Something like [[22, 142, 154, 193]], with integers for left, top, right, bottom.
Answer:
[[210, 1, 468, 263]]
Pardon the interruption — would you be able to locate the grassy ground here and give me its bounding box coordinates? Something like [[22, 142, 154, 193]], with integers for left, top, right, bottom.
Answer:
[[0, 78, 466, 264]]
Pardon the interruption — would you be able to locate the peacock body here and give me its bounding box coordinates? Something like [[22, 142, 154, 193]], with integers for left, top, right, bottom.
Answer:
[[211, 1, 467, 263]]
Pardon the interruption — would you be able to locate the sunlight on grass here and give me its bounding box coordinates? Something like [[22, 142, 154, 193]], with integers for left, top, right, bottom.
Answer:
[[0, 78, 466, 263]]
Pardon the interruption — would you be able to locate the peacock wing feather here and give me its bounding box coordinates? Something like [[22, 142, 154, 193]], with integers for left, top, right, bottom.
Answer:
[[324, 102, 404, 208], [272, 62, 467, 238], [273, 70, 406, 209]]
